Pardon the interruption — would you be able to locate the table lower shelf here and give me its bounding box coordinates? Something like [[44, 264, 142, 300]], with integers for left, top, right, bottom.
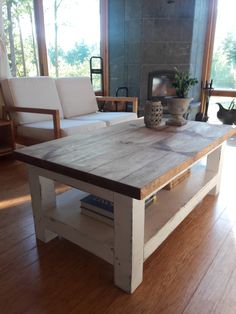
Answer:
[[44, 189, 114, 264], [43, 162, 218, 265]]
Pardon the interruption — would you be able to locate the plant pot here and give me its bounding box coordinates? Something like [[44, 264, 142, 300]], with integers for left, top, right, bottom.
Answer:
[[166, 97, 192, 126]]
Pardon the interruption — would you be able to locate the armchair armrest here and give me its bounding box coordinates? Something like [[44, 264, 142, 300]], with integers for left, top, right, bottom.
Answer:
[[2, 106, 61, 139], [96, 96, 138, 113]]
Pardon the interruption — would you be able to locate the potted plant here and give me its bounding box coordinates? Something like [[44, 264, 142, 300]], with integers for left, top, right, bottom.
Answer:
[[166, 68, 198, 126]]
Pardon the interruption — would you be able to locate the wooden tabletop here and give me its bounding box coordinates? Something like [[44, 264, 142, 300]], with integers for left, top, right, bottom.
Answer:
[[15, 119, 236, 199]]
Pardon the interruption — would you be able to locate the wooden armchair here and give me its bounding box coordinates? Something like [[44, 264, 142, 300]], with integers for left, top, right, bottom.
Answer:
[[1, 77, 138, 145]]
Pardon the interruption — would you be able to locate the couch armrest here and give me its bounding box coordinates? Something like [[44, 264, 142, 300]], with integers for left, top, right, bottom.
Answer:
[[3, 106, 61, 139], [96, 96, 138, 113]]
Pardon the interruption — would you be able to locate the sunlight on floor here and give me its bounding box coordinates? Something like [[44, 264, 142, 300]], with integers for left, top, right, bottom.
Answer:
[[0, 194, 32, 210], [0, 184, 70, 210]]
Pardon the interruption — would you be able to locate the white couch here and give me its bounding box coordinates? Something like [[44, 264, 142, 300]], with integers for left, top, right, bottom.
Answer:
[[1, 77, 138, 144]]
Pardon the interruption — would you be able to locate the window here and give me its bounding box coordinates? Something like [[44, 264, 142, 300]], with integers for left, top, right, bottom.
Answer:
[[211, 0, 236, 90], [200, 0, 236, 122], [2, 0, 39, 77], [43, 0, 102, 90]]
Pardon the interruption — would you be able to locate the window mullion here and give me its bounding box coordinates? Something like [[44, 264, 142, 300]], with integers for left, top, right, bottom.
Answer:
[[200, 0, 218, 114], [100, 0, 109, 96], [33, 0, 49, 76]]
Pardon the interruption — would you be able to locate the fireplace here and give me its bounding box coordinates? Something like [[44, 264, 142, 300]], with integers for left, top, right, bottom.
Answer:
[[147, 70, 176, 109], [147, 70, 200, 119]]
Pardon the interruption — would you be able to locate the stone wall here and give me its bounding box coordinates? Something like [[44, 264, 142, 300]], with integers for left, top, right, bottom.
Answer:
[[109, 0, 209, 113]]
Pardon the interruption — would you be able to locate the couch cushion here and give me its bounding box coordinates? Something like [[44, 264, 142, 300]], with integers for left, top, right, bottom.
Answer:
[[56, 77, 98, 118], [71, 112, 137, 126], [2, 77, 64, 124], [17, 119, 106, 142]]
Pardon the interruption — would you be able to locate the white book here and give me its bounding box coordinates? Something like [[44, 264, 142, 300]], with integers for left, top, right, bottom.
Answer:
[[81, 207, 113, 226]]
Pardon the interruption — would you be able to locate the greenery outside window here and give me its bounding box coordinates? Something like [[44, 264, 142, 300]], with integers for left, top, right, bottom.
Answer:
[[3, 0, 39, 77], [200, 0, 236, 120], [211, 0, 236, 90], [43, 0, 102, 90]]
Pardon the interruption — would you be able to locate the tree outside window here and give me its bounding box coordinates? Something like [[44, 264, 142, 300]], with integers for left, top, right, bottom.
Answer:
[[43, 0, 101, 89], [3, 0, 39, 77], [211, 0, 236, 90], [3, 0, 102, 91]]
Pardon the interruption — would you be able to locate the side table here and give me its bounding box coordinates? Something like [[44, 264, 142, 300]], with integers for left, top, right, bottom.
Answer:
[[0, 119, 15, 157]]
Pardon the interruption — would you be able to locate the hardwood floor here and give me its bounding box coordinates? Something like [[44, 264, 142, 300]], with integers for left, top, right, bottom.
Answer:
[[0, 138, 236, 314]]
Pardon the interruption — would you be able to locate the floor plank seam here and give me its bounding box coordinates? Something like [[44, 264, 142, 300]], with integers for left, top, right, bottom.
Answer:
[[212, 266, 236, 313], [218, 205, 236, 224], [182, 222, 235, 313], [0, 232, 36, 256]]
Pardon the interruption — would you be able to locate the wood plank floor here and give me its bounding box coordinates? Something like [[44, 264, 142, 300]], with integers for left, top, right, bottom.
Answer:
[[0, 137, 236, 314]]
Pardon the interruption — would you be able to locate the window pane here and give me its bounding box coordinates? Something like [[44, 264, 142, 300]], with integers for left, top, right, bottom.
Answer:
[[211, 0, 236, 90], [43, 0, 101, 89], [2, 0, 39, 77]]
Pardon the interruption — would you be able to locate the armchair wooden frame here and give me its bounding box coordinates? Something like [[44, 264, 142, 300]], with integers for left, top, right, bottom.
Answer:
[[96, 96, 138, 113], [2, 106, 61, 144]]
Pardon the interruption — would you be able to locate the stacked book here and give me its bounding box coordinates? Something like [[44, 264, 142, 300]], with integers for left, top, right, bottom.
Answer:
[[81, 194, 114, 225], [80, 193, 157, 226]]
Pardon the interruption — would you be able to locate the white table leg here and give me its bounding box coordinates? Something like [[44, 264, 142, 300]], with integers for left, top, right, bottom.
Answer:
[[27, 165, 57, 242], [114, 193, 145, 293], [207, 144, 225, 196]]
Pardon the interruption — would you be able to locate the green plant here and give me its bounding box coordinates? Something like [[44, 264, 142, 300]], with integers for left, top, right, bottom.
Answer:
[[172, 68, 198, 98]]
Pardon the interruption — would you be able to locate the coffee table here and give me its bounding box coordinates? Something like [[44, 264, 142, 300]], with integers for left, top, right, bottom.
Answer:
[[15, 119, 236, 293]]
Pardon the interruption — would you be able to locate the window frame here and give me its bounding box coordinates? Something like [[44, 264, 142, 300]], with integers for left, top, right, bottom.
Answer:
[[201, 0, 236, 112]]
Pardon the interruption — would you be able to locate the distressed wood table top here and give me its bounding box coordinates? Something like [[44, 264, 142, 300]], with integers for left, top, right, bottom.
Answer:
[[15, 119, 236, 199]]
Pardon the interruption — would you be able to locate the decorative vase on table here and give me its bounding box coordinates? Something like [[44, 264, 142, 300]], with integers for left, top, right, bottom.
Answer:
[[144, 101, 163, 128], [166, 97, 192, 126]]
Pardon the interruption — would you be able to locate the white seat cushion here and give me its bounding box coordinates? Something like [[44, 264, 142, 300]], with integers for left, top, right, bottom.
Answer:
[[2, 77, 64, 124], [17, 119, 106, 142], [71, 112, 137, 126], [56, 77, 98, 118]]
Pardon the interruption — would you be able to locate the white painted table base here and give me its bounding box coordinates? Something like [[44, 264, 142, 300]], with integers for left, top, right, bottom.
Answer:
[[27, 144, 224, 293]]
